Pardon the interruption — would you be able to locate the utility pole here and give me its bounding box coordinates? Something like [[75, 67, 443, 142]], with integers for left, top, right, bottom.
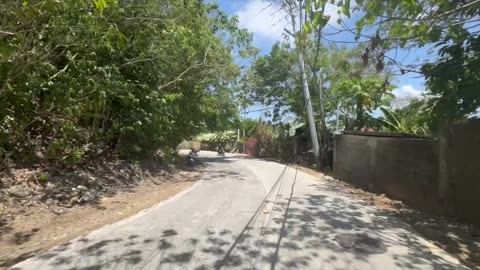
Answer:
[[242, 90, 246, 154], [318, 74, 328, 147], [336, 101, 342, 134], [288, 0, 320, 160], [311, 0, 328, 151], [242, 115, 246, 154]]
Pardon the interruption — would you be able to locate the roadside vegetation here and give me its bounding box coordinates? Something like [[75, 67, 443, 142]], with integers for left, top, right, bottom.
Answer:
[[241, 0, 480, 159], [0, 0, 479, 267], [1, 1, 252, 265], [2, 0, 479, 170], [0, 0, 253, 169]]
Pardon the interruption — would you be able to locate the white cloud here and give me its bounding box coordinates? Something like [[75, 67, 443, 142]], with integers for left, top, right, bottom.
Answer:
[[392, 85, 423, 99], [391, 85, 424, 109], [235, 0, 347, 43], [323, 3, 342, 25], [236, 0, 288, 42]]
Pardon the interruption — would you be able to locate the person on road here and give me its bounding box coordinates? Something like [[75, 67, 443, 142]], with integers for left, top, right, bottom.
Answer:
[[217, 145, 225, 156]]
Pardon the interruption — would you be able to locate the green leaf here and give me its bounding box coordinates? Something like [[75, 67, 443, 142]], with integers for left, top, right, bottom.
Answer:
[[365, 14, 376, 24], [428, 26, 442, 42], [355, 18, 365, 36], [304, 23, 311, 34], [342, 0, 351, 17]]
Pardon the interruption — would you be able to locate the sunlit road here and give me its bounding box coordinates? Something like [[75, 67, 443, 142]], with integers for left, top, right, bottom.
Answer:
[[11, 151, 468, 270]]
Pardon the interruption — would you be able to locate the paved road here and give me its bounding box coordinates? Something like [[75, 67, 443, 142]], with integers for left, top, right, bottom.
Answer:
[[11, 151, 468, 270]]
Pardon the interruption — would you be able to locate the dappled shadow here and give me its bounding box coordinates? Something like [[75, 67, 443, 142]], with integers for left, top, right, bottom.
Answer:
[[5, 250, 42, 270], [0, 152, 208, 268], [312, 175, 480, 269], [227, 154, 251, 159], [8, 166, 470, 270], [203, 169, 245, 181], [0, 227, 42, 267], [9, 234, 161, 270], [197, 155, 237, 164], [392, 208, 480, 269], [11, 228, 40, 245], [0, 216, 13, 237], [194, 172, 467, 270]]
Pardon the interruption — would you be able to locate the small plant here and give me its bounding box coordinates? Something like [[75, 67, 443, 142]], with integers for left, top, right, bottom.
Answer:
[[63, 149, 86, 165], [38, 174, 48, 184]]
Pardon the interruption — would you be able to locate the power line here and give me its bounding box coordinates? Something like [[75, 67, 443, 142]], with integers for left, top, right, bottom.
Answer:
[[246, 106, 277, 113], [321, 36, 371, 44]]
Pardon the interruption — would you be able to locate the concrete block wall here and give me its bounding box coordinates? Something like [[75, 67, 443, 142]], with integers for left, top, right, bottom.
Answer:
[[333, 135, 438, 211], [333, 120, 480, 226], [440, 120, 480, 225]]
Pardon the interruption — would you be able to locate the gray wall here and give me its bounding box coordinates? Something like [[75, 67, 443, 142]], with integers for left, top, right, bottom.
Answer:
[[334, 120, 480, 226], [440, 120, 480, 225]]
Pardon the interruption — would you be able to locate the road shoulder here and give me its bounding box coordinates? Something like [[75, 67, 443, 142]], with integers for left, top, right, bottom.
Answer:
[[298, 165, 480, 270], [0, 170, 202, 269]]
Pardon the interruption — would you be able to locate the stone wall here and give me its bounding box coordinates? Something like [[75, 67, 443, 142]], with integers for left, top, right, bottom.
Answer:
[[333, 120, 480, 226]]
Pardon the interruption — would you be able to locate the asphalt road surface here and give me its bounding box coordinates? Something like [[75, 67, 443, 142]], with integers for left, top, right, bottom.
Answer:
[[11, 151, 469, 270]]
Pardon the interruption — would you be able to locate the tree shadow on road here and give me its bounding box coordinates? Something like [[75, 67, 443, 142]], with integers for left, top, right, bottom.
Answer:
[[198, 156, 237, 164], [312, 177, 480, 270], [8, 168, 470, 270]]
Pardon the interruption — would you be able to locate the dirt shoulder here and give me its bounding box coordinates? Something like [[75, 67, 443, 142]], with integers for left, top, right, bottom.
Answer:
[[0, 170, 202, 269], [298, 166, 480, 270]]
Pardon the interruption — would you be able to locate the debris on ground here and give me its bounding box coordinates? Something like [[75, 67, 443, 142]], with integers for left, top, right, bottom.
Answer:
[[0, 155, 182, 214], [0, 156, 204, 269]]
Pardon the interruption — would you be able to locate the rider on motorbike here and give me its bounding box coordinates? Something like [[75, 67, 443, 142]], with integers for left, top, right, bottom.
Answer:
[[216, 145, 225, 156], [189, 147, 199, 157]]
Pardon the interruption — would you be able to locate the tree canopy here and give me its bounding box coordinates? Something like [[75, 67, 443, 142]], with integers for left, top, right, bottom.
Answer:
[[2, 0, 478, 167], [306, 0, 480, 131], [247, 41, 393, 130], [0, 0, 253, 166]]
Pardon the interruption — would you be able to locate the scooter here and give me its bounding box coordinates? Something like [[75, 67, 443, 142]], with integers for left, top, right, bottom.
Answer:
[[186, 148, 200, 167], [189, 148, 200, 158], [217, 146, 225, 156]]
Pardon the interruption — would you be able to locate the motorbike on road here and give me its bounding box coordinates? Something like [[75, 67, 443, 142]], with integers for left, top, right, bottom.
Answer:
[[186, 148, 200, 167], [216, 146, 225, 156], [189, 148, 200, 157]]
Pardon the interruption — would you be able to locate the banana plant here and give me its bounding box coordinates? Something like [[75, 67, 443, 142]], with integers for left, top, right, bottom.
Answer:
[[378, 107, 428, 136]]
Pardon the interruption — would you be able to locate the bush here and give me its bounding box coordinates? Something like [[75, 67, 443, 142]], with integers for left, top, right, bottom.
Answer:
[[0, 0, 253, 167]]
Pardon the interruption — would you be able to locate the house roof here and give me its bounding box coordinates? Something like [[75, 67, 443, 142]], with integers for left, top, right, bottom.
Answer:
[[289, 123, 305, 136]]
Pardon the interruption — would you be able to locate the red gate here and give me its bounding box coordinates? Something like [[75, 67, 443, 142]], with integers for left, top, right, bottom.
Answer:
[[245, 138, 257, 157]]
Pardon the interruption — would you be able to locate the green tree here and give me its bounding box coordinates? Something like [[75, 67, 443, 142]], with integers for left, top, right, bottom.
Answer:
[[378, 105, 429, 136], [333, 76, 394, 129], [0, 0, 253, 166], [422, 34, 480, 129], [247, 43, 303, 120], [248, 42, 393, 131], [308, 0, 480, 127]]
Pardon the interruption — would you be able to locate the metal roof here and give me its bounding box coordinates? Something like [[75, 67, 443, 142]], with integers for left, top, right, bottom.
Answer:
[[288, 123, 305, 136]]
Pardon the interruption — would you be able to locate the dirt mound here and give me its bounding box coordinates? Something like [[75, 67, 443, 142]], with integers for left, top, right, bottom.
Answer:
[[0, 154, 203, 269], [0, 153, 179, 211]]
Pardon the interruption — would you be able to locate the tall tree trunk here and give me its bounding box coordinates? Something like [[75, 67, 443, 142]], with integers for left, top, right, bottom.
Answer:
[[356, 99, 363, 130], [317, 76, 327, 145], [287, 0, 320, 160], [311, 3, 328, 160]]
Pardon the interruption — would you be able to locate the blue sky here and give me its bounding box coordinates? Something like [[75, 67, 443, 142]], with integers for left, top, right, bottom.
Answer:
[[209, 0, 432, 118]]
